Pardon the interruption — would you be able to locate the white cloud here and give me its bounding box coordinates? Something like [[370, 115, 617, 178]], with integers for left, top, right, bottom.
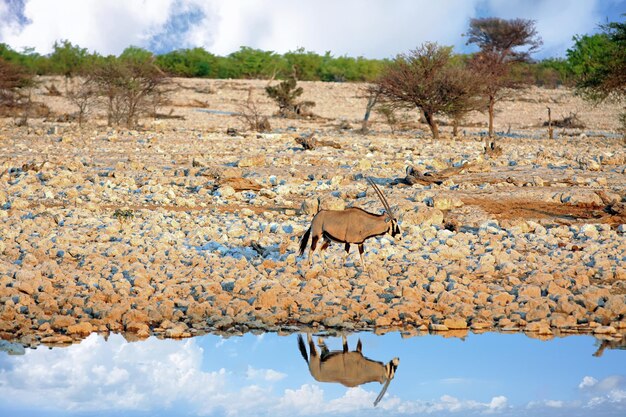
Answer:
[[596, 376, 624, 392], [276, 384, 325, 414], [199, 0, 477, 58], [578, 375, 626, 411], [487, 395, 509, 412], [326, 386, 377, 413], [391, 394, 509, 414], [544, 400, 564, 408], [0, 0, 176, 55], [580, 376, 599, 389], [580, 375, 625, 393], [0, 334, 229, 413], [246, 365, 287, 382], [0, 0, 622, 58]]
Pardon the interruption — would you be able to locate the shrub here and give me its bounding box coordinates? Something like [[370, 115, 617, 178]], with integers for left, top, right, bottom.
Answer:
[[237, 88, 271, 132], [0, 58, 46, 123], [265, 76, 315, 117]]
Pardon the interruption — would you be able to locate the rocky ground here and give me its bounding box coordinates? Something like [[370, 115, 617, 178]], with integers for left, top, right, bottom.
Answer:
[[0, 77, 625, 350]]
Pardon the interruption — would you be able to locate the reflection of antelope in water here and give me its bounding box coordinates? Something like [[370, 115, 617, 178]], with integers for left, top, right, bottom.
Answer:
[[593, 337, 626, 357], [297, 334, 399, 406]]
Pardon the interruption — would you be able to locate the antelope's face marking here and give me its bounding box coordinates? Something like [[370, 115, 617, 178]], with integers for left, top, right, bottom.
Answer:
[[387, 357, 400, 379], [389, 219, 402, 240]]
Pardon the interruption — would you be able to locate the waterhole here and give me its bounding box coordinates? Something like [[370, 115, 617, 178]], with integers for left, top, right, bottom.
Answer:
[[1, 331, 624, 416]]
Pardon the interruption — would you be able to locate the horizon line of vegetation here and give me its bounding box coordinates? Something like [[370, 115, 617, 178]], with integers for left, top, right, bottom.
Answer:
[[1, 41, 575, 87]]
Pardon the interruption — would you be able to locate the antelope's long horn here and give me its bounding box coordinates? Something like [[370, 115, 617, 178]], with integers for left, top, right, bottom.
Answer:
[[367, 177, 394, 220], [374, 377, 392, 406]]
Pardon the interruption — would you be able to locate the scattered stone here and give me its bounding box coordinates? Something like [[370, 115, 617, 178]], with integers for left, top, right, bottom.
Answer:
[[319, 196, 345, 211], [66, 322, 93, 336], [1, 80, 625, 348]]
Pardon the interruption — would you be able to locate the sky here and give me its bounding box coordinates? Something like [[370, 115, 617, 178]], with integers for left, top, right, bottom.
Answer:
[[0, 0, 624, 60], [0, 331, 625, 417]]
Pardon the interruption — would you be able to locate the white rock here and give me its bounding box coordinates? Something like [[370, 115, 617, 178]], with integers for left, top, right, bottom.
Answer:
[[217, 186, 236, 198], [579, 224, 599, 240]]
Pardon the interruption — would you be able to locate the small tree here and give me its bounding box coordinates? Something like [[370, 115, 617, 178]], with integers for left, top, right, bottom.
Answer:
[[359, 85, 382, 133], [90, 52, 166, 128], [265, 75, 315, 117], [374, 43, 481, 139], [465, 17, 542, 137], [66, 76, 96, 127], [237, 88, 271, 132]]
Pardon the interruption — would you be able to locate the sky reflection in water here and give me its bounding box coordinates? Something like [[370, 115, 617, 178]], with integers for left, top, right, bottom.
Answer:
[[0, 331, 624, 417]]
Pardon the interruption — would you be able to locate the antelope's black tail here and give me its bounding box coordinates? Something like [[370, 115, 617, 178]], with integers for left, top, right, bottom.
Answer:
[[297, 334, 309, 363], [298, 227, 311, 257]]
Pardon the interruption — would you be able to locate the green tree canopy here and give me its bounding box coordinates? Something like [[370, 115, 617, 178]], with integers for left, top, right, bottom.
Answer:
[[48, 40, 91, 77], [155, 47, 217, 77], [224, 46, 284, 79], [119, 46, 154, 64], [567, 17, 626, 102]]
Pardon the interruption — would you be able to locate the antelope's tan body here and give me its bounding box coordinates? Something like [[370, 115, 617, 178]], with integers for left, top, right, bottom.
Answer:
[[312, 208, 392, 244], [299, 178, 401, 267], [297, 334, 399, 406]]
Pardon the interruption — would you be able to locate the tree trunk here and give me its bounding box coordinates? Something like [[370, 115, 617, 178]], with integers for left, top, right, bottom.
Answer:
[[423, 111, 439, 139], [361, 93, 378, 132], [107, 95, 113, 126], [488, 96, 495, 138], [546, 106, 553, 139], [452, 118, 459, 137]]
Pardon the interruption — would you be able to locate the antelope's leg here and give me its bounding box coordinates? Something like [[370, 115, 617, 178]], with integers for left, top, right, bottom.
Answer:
[[344, 243, 350, 266], [359, 244, 371, 278], [342, 335, 348, 353], [356, 338, 362, 353], [308, 333, 317, 358], [309, 235, 319, 265], [320, 240, 330, 267], [317, 337, 329, 356], [358, 244, 365, 267]]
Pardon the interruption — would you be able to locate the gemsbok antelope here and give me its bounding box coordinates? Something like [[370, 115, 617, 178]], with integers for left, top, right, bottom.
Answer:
[[298, 177, 401, 266], [297, 333, 400, 406]]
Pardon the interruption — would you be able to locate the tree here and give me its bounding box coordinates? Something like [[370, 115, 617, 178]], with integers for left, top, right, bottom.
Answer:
[[283, 48, 324, 80], [567, 18, 626, 102], [0, 43, 48, 74], [119, 46, 154, 65], [156, 47, 217, 77], [66, 76, 96, 127], [374, 43, 481, 139], [465, 17, 542, 137], [225, 46, 284, 79], [48, 40, 90, 78], [568, 16, 626, 135]]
